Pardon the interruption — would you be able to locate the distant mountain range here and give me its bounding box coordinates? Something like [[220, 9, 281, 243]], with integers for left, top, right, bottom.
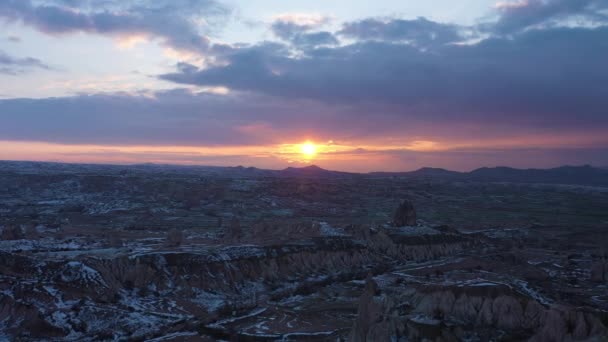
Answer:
[[371, 165, 608, 187], [276, 164, 608, 187], [1, 160, 607, 187], [278, 165, 354, 178]]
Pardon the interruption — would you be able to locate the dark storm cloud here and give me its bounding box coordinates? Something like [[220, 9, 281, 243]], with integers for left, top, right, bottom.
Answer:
[[0, 0, 229, 53], [0, 49, 49, 74]]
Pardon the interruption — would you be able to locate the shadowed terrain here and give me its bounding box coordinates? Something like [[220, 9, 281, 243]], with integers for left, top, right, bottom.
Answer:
[[0, 161, 607, 341]]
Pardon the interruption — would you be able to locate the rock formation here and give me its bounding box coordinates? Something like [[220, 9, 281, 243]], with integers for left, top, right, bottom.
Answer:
[[350, 275, 383, 342], [349, 284, 608, 341], [392, 200, 417, 227]]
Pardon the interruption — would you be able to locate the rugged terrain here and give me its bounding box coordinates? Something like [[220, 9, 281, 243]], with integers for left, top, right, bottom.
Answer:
[[0, 161, 607, 341]]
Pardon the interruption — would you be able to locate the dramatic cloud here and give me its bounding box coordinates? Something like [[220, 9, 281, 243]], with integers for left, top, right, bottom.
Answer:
[[161, 25, 608, 128], [492, 0, 608, 33], [0, 89, 342, 146], [1, 0, 607, 170], [1, 87, 606, 150], [271, 14, 332, 36], [339, 17, 464, 47], [271, 14, 337, 49], [0, 49, 49, 75], [0, 0, 229, 53]]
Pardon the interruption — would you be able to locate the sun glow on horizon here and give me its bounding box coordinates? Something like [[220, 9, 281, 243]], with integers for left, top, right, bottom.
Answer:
[[300, 141, 318, 158]]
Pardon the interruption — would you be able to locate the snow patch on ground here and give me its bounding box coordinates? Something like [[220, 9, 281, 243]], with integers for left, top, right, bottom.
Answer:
[[209, 307, 267, 327], [0, 238, 84, 252], [191, 289, 226, 312], [86, 200, 140, 214], [409, 314, 441, 325], [387, 225, 441, 236], [60, 261, 108, 288], [512, 279, 552, 305], [318, 222, 347, 237]]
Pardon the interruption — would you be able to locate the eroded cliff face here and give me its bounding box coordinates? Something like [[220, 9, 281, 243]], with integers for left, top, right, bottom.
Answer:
[[0, 226, 471, 340], [86, 233, 469, 296], [3, 219, 606, 340], [349, 282, 608, 342]]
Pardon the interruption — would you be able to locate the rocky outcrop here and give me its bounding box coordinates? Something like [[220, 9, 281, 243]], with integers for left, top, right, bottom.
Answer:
[[0, 228, 472, 340], [392, 200, 416, 227], [350, 275, 382, 342], [92, 235, 467, 297], [0, 295, 65, 338], [531, 308, 608, 342], [350, 284, 608, 341]]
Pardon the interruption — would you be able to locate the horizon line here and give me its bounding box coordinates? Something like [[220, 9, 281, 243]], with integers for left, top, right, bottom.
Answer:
[[0, 158, 604, 175]]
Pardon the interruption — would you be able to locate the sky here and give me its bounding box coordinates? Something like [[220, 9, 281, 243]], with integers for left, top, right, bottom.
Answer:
[[0, 0, 607, 172]]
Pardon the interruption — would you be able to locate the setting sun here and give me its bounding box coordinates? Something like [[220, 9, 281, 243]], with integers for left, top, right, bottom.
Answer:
[[300, 142, 317, 157]]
